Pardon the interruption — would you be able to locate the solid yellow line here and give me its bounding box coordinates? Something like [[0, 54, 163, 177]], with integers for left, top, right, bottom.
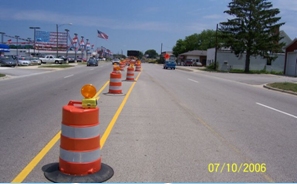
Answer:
[[11, 81, 110, 183], [100, 72, 141, 149]]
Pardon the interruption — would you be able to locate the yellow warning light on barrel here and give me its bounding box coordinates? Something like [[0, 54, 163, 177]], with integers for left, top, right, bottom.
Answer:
[[81, 84, 97, 98]]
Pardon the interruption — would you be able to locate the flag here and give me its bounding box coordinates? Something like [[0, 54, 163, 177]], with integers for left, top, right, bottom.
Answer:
[[72, 36, 78, 43], [97, 30, 108, 40]]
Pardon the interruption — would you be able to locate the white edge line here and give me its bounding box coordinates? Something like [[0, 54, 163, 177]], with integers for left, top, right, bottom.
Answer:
[[188, 78, 199, 83], [256, 102, 297, 119], [64, 74, 74, 78]]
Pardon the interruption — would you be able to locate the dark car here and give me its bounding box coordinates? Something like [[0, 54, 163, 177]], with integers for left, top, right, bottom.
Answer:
[[67, 56, 75, 63], [0, 56, 17, 67], [86, 58, 98, 66], [184, 59, 194, 66], [57, 56, 68, 63]]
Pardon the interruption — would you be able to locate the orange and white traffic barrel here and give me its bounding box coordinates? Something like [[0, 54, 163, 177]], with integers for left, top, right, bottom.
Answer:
[[109, 72, 122, 94], [44, 100, 114, 182], [59, 100, 101, 175], [120, 62, 125, 71], [135, 63, 141, 72], [126, 66, 135, 81]]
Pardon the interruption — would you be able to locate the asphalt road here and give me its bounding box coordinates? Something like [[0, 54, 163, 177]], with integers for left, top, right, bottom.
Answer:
[[0, 63, 296, 182]]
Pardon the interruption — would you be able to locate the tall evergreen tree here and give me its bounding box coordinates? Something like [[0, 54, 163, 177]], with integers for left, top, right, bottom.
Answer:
[[219, 0, 285, 73]]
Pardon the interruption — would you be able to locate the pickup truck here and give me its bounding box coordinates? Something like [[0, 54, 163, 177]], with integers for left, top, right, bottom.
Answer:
[[39, 55, 63, 64]]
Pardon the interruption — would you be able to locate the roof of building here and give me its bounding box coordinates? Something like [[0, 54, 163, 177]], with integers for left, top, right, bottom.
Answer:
[[179, 50, 207, 56]]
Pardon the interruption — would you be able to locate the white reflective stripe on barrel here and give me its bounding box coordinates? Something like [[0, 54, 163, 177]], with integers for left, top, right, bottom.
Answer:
[[109, 86, 121, 90], [60, 148, 100, 163], [110, 78, 121, 82], [61, 124, 100, 139]]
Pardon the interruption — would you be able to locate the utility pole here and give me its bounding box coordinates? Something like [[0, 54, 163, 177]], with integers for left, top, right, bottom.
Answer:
[[160, 43, 163, 59], [214, 24, 218, 71]]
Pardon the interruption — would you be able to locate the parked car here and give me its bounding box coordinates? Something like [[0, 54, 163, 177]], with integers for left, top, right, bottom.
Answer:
[[163, 60, 176, 70], [184, 59, 194, 66], [76, 56, 83, 62], [0, 56, 17, 67], [18, 56, 32, 66], [193, 61, 202, 66], [67, 56, 75, 63], [29, 57, 41, 65], [86, 58, 98, 66], [57, 56, 68, 63]]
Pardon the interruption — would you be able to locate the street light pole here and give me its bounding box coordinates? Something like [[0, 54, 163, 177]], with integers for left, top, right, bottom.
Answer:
[[56, 23, 72, 58], [29, 27, 40, 56], [86, 38, 88, 60], [65, 29, 69, 58], [74, 33, 78, 61], [27, 38, 31, 56], [81, 36, 84, 59], [15, 35, 19, 57]]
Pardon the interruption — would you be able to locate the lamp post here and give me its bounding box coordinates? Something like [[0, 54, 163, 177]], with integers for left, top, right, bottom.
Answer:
[[86, 38, 89, 60], [80, 36, 84, 60], [27, 38, 31, 56], [0, 32, 5, 44], [74, 33, 78, 61], [29, 27, 40, 56], [56, 23, 72, 58], [15, 35, 19, 57], [65, 29, 69, 58]]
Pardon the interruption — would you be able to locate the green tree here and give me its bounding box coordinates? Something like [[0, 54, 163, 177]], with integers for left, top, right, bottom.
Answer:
[[138, 51, 144, 59], [197, 30, 218, 50], [219, 0, 285, 73], [145, 49, 158, 58], [172, 30, 222, 57], [172, 39, 187, 57]]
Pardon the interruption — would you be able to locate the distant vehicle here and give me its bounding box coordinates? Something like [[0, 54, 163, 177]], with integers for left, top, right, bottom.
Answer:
[[67, 56, 75, 63], [57, 56, 68, 63], [163, 60, 176, 70], [184, 59, 194, 66], [18, 56, 31, 66], [29, 57, 41, 65], [76, 56, 83, 62], [112, 58, 120, 65], [39, 55, 63, 64], [193, 61, 202, 66], [86, 58, 98, 66], [0, 56, 17, 67]]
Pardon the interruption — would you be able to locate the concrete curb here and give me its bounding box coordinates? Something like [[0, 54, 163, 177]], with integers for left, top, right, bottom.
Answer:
[[263, 84, 297, 96]]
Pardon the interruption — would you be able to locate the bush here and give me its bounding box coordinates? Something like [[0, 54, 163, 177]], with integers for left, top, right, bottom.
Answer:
[[206, 62, 219, 70]]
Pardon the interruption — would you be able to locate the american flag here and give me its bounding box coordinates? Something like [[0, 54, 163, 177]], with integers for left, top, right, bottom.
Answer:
[[72, 36, 78, 44], [97, 30, 108, 40]]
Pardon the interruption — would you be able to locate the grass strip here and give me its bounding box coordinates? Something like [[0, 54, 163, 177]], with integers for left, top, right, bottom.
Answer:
[[267, 82, 297, 92]]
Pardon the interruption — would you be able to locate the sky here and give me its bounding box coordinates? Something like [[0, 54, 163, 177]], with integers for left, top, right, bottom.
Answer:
[[0, 0, 296, 55]]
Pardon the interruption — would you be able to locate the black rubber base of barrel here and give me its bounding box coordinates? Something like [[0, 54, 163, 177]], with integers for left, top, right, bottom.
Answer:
[[44, 162, 114, 183]]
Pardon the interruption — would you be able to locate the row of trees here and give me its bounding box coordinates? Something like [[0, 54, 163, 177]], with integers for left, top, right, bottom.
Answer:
[[172, 0, 285, 73]]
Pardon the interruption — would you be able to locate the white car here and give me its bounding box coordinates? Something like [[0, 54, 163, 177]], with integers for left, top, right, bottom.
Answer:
[[18, 56, 31, 66]]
